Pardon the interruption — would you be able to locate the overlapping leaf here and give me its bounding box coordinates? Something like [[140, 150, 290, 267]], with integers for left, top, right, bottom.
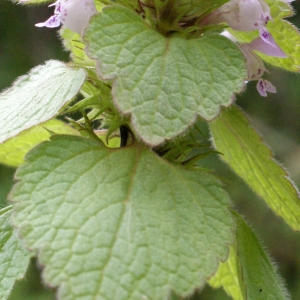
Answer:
[[11, 135, 235, 300], [0, 119, 78, 167], [210, 105, 300, 231], [209, 213, 290, 300], [0, 206, 31, 300], [208, 245, 244, 300], [60, 29, 96, 66], [85, 6, 246, 146], [0, 60, 86, 144]]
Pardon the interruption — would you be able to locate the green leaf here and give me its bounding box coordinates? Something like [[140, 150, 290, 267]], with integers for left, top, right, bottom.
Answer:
[[0, 206, 31, 300], [230, 0, 300, 72], [208, 245, 244, 300], [209, 212, 290, 300], [60, 29, 96, 66], [0, 119, 78, 168], [85, 6, 246, 146], [11, 135, 235, 300], [235, 214, 290, 300], [266, 0, 294, 19], [209, 105, 300, 231], [0, 60, 86, 144]]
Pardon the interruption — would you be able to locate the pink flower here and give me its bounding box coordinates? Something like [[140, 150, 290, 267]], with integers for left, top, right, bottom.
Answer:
[[247, 36, 286, 57], [240, 37, 286, 96], [35, 0, 97, 34], [201, 0, 273, 43], [201, 0, 288, 97], [256, 79, 276, 97], [240, 43, 268, 80]]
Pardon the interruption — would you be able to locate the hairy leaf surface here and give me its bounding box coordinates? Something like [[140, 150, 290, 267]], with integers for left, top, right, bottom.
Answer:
[[0, 206, 31, 300], [0, 119, 78, 167], [210, 105, 300, 231], [11, 135, 235, 300], [85, 6, 246, 146], [209, 213, 290, 300], [0, 60, 86, 144]]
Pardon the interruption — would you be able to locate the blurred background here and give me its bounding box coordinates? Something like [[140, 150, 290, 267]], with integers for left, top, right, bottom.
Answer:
[[1, 1, 300, 299]]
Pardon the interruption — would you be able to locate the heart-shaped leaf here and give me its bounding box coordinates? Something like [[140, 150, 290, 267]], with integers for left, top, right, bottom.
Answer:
[[0, 60, 86, 144], [84, 6, 246, 146], [11, 135, 235, 300]]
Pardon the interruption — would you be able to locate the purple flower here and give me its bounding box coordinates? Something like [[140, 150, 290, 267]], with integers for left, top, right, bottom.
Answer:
[[240, 43, 268, 80], [247, 36, 286, 57], [257, 79, 276, 97], [201, 0, 288, 97], [35, 0, 97, 34], [240, 37, 286, 96], [201, 0, 274, 43]]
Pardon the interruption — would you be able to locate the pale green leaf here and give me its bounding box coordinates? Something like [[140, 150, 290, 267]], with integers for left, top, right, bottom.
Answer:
[[0, 60, 86, 144], [60, 29, 96, 66], [209, 105, 300, 231], [11, 135, 235, 300], [0, 119, 78, 168], [208, 245, 244, 300], [266, 0, 294, 19], [0, 206, 31, 300], [209, 212, 290, 300], [85, 6, 246, 146], [230, 0, 300, 71]]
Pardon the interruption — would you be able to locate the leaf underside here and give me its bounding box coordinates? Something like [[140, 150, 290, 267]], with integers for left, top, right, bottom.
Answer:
[[11, 135, 235, 300], [0, 60, 86, 144]]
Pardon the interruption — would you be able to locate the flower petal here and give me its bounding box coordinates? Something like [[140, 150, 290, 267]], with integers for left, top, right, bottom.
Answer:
[[35, 15, 61, 28], [256, 79, 276, 97], [201, 0, 271, 32], [240, 43, 268, 80], [249, 36, 287, 57], [59, 0, 97, 34]]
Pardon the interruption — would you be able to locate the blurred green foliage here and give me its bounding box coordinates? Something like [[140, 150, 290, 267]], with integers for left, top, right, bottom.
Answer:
[[1, 1, 300, 299]]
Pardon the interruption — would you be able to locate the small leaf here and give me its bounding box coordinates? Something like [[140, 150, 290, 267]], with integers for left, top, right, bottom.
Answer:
[[85, 6, 246, 146], [209, 212, 290, 300], [210, 105, 300, 231], [0, 60, 86, 144], [60, 28, 96, 66], [0, 206, 31, 300], [0, 119, 78, 167], [11, 135, 235, 300]]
